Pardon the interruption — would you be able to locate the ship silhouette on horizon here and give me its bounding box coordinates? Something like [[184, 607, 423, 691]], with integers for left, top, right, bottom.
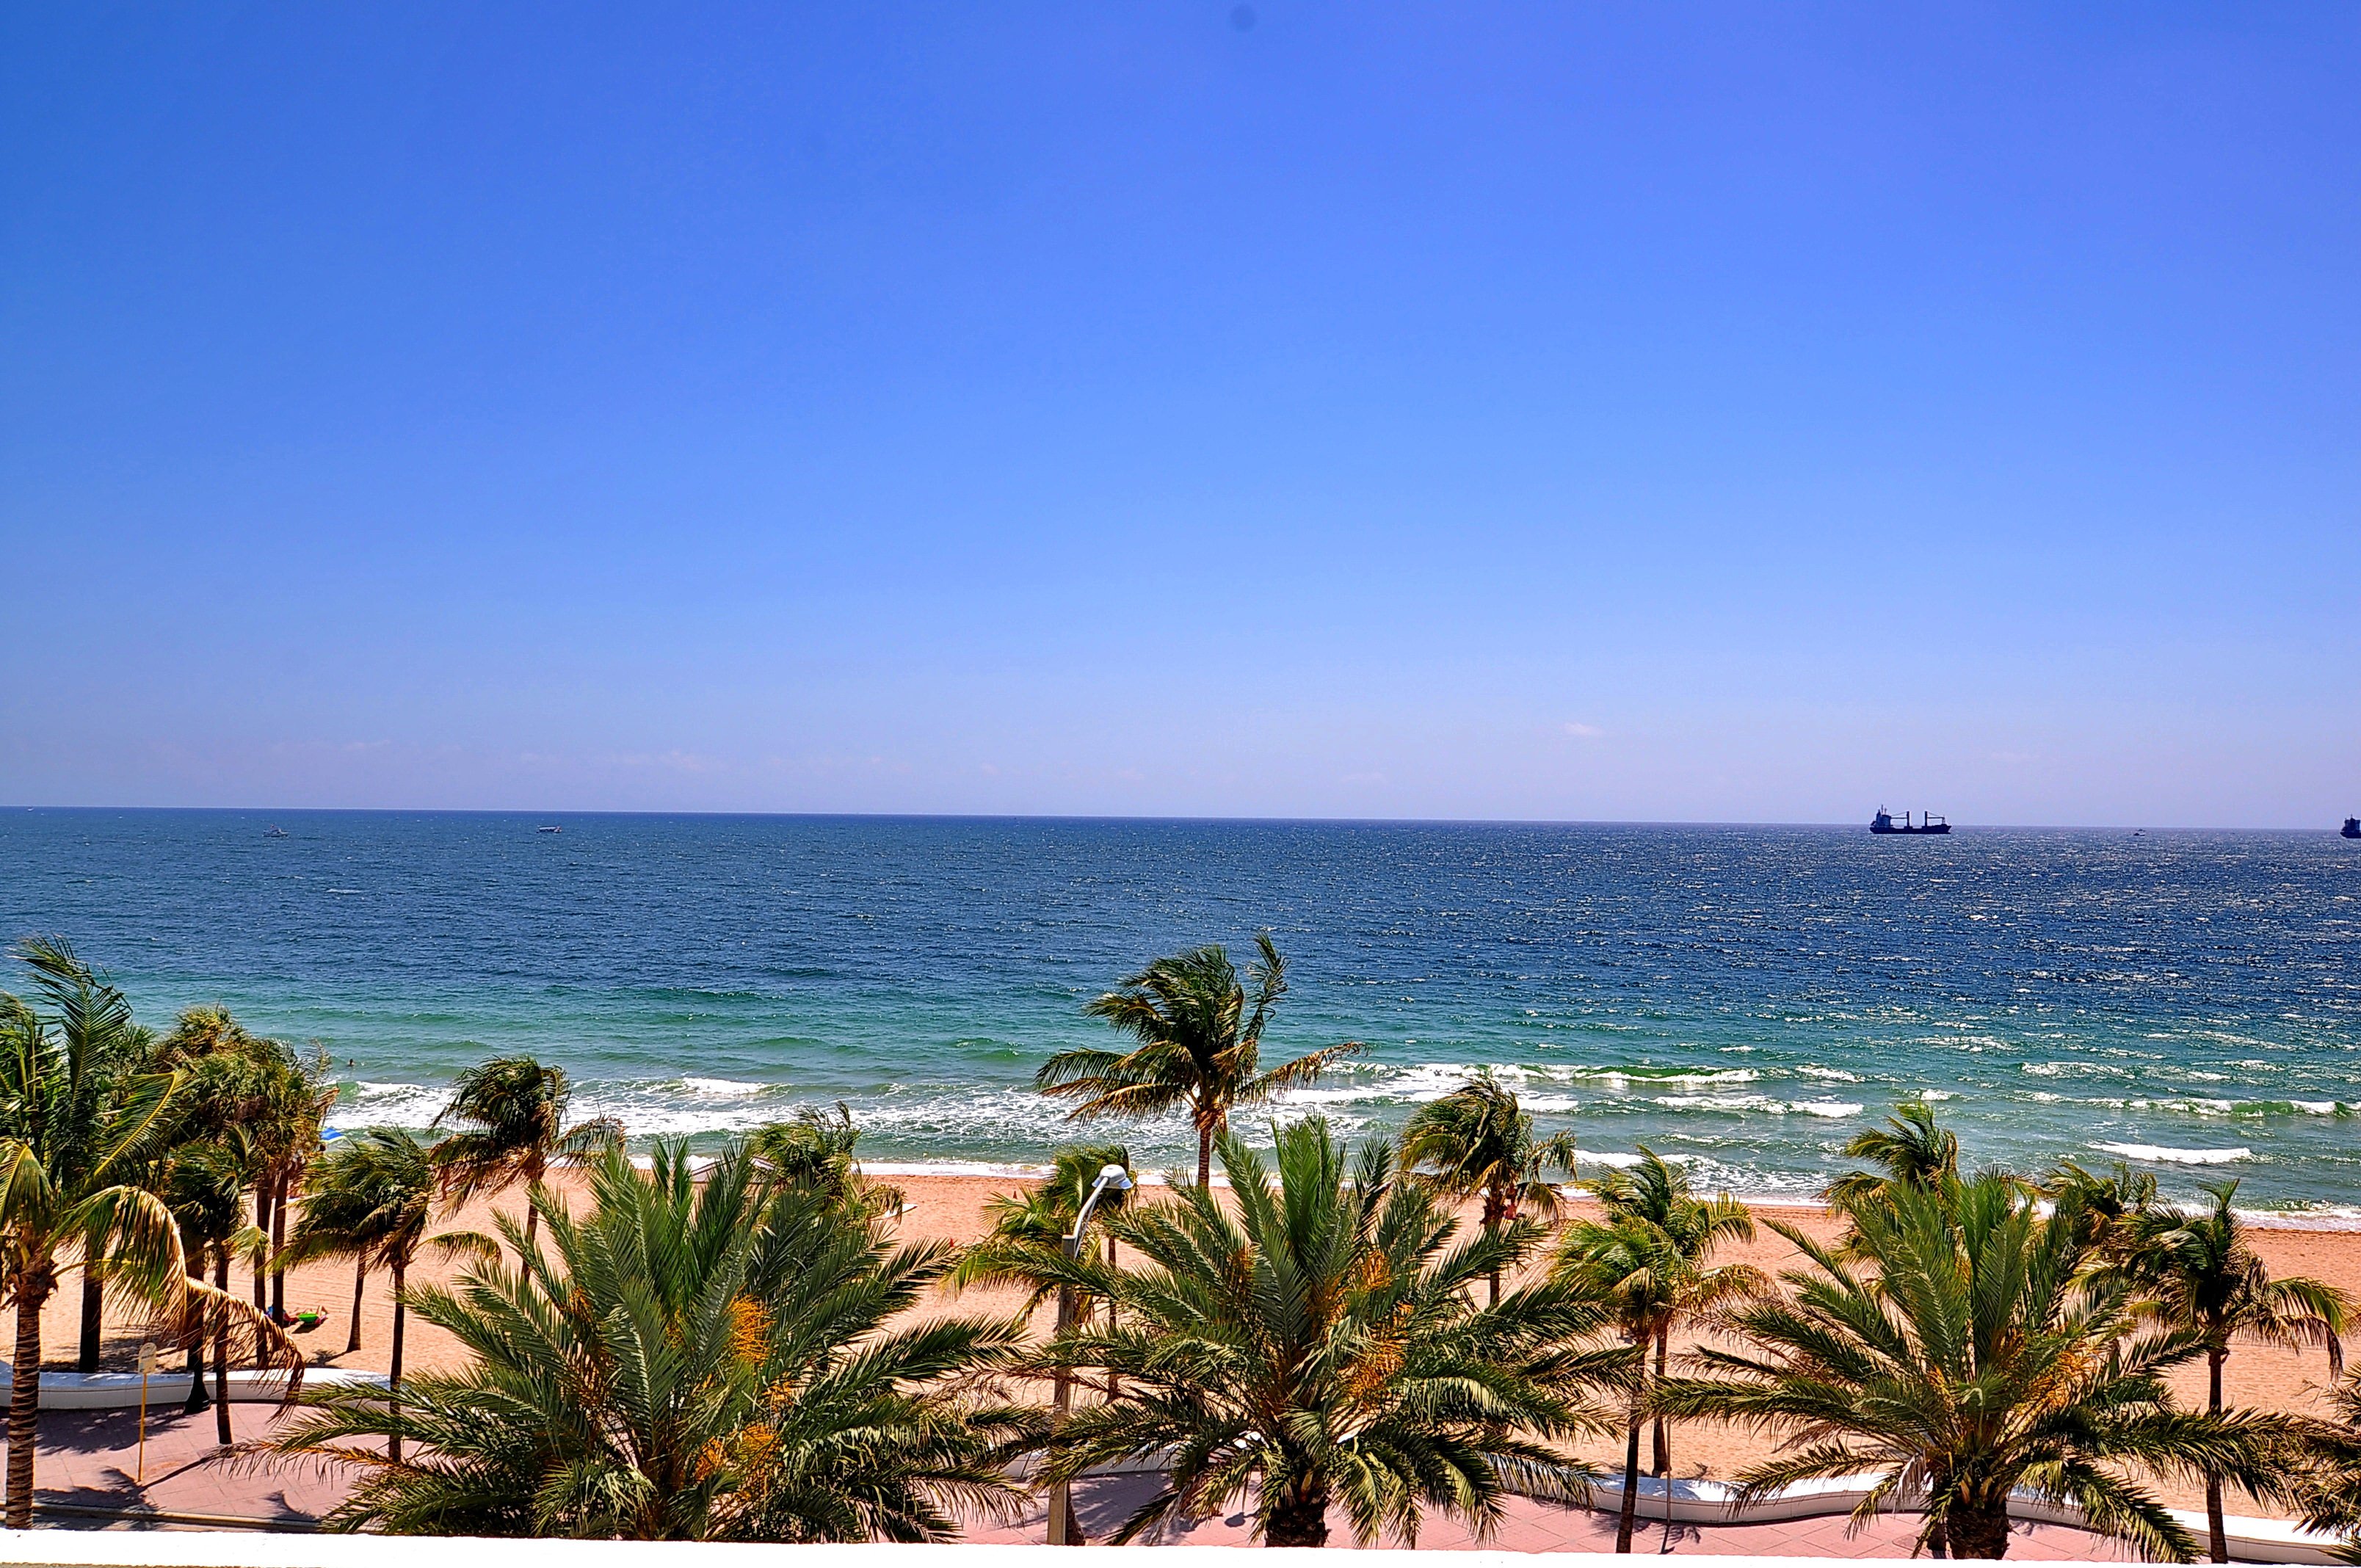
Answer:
[[1871, 807, 1951, 835]]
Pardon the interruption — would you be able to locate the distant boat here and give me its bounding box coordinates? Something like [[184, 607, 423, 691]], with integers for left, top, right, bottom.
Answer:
[[264, 826, 289, 838], [1871, 807, 1950, 835], [2344, 818, 2360, 840], [538, 825, 562, 834]]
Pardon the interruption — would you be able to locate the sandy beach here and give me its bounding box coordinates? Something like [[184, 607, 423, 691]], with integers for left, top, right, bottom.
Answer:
[[44, 1168, 2354, 1520]]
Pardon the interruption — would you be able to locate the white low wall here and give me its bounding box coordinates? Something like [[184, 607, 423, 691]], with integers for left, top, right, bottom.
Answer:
[[0, 1368, 386, 1409], [1588, 1474, 2343, 1565]]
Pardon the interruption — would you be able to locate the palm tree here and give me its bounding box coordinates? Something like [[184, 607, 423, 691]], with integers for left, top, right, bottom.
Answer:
[[2287, 1368, 2361, 1553], [431, 1056, 622, 1246], [1024, 1118, 1623, 1547], [1655, 1175, 2288, 1561], [2122, 1180, 2350, 1562], [1554, 1149, 1764, 1552], [747, 1102, 902, 1217], [1400, 1075, 1576, 1305], [7, 938, 161, 1376], [1038, 933, 1360, 1188], [271, 1139, 1034, 1539], [278, 1133, 399, 1356], [251, 1044, 337, 1324], [156, 1008, 333, 1332], [158, 1141, 264, 1444], [950, 1142, 1136, 1308], [278, 1128, 486, 1460], [2043, 1158, 2160, 1257], [1819, 1100, 1958, 1206], [0, 941, 296, 1527]]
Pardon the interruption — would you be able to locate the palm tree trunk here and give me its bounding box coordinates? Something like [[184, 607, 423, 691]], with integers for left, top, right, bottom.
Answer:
[[2206, 1348, 2227, 1563], [1266, 1480, 1330, 1547], [388, 1257, 406, 1462], [251, 1182, 270, 1312], [524, 1199, 538, 1251], [211, 1249, 232, 1447], [181, 1256, 210, 1415], [7, 1278, 51, 1528], [346, 1257, 366, 1354], [1485, 1188, 1505, 1308], [1948, 1498, 2010, 1561], [268, 1170, 289, 1323], [76, 1274, 102, 1374], [1197, 1122, 1214, 1190], [1651, 1328, 1669, 1474], [1614, 1377, 1644, 1552]]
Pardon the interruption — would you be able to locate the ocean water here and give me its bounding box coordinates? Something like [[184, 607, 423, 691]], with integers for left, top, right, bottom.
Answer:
[[1, 810, 2357, 1213]]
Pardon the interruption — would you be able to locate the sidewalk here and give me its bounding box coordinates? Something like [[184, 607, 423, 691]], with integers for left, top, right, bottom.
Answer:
[[25, 1404, 344, 1530]]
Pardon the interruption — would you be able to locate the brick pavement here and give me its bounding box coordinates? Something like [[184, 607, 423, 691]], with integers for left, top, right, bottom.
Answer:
[[11, 1412, 2145, 1556]]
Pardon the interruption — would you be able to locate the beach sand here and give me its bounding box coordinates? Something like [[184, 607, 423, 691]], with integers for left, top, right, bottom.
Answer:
[[46, 1170, 2354, 1518]]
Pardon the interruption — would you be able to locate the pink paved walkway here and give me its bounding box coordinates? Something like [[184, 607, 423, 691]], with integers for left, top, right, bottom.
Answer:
[[19, 1403, 344, 1530], [962, 1475, 2142, 1558], [15, 1412, 2143, 1556]]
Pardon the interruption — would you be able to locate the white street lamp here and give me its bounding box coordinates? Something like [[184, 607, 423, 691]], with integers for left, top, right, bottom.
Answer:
[[1048, 1163, 1134, 1546]]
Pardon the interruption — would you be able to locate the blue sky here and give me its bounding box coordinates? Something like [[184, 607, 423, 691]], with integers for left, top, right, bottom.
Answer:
[[3, 4, 2354, 825]]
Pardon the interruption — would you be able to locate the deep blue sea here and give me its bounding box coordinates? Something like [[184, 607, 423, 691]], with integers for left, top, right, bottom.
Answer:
[[2, 810, 2357, 1213]]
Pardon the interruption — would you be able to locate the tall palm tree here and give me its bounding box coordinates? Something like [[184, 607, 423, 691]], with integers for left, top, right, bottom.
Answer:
[[1401, 1075, 1576, 1305], [2122, 1180, 2350, 1562], [0, 942, 296, 1526], [2042, 1158, 2160, 1257], [1024, 1118, 1624, 1547], [747, 1102, 902, 1217], [159, 1141, 264, 1444], [8, 939, 161, 1375], [252, 1045, 337, 1324], [1819, 1100, 1958, 1206], [156, 1009, 332, 1332], [1655, 1175, 2288, 1561], [431, 1056, 622, 1246], [278, 1128, 487, 1460], [271, 1140, 1034, 1539], [278, 1133, 401, 1356], [1554, 1149, 1764, 1552], [1038, 934, 1360, 1188]]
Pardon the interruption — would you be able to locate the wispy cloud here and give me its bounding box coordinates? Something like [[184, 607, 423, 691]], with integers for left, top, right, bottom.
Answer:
[[1562, 722, 1605, 740]]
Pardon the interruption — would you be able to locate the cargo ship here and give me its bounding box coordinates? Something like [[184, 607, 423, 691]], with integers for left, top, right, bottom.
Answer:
[[2343, 817, 2360, 840], [1871, 807, 1950, 835]]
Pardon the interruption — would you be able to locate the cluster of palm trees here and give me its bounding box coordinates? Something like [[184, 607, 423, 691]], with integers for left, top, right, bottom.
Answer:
[[12, 931, 2361, 1559], [0, 939, 625, 1523]]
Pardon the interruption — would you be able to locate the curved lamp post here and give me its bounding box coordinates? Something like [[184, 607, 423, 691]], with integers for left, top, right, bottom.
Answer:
[[1047, 1162, 1134, 1547]]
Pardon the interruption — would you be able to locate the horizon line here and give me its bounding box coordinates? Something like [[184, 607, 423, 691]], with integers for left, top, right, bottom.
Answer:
[[5, 803, 2352, 835]]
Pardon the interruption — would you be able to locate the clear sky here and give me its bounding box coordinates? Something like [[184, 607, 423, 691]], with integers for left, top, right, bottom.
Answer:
[[3, 4, 2355, 826]]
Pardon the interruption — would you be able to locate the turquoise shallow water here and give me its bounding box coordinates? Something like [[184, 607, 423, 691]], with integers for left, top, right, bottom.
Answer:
[[1, 810, 2357, 1211]]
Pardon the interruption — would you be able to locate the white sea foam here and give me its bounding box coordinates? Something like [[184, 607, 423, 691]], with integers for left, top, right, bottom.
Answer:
[[678, 1076, 772, 1097], [1796, 1066, 1862, 1084], [2095, 1142, 2253, 1166], [327, 1081, 447, 1130], [1650, 1093, 1860, 1118]]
